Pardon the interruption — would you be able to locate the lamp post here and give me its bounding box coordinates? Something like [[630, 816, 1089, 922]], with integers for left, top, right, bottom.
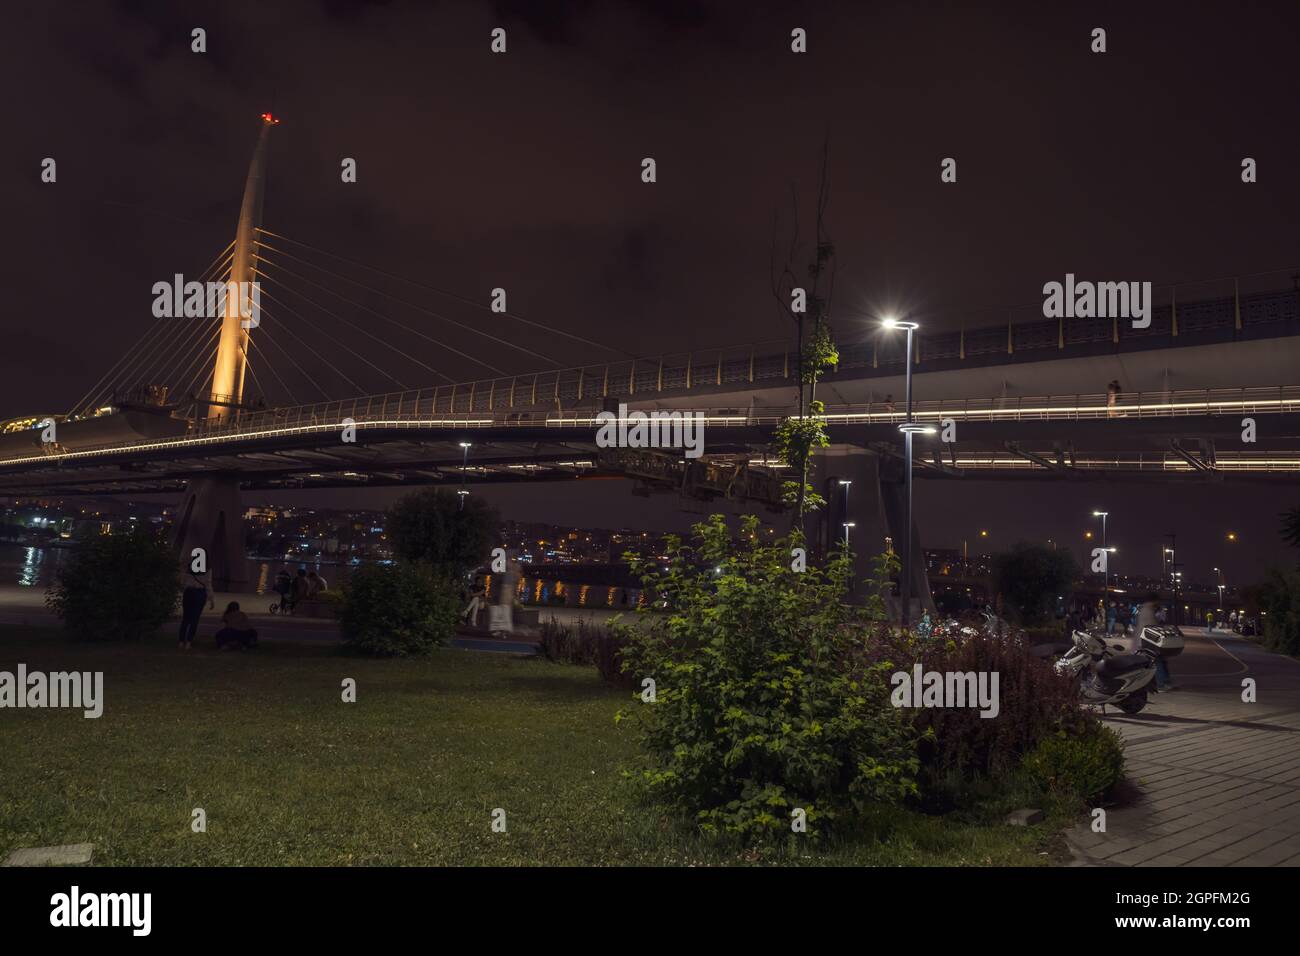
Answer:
[[458, 442, 472, 510], [1092, 510, 1109, 598], [1164, 533, 1179, 626], [1214, 566, 1225, 611], [843, 521, 855, 547], [882, 316, 933, 628], [838, 479, 852, 544]]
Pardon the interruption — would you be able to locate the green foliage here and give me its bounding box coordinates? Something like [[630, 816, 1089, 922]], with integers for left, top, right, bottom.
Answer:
[[45, 528, 179, 641], [385, 488, 499, 582], [1253, 566, 1300, 655], [801, 319, 839, 384], [773, 407, 829, 514], [339, 562, 459, 657], [991, 543, 1078, 625], [1023, 723, 1126, 804], [615, 514, 920, 841], [537, 617, 635, 687], [891, 630, 1099, 809]]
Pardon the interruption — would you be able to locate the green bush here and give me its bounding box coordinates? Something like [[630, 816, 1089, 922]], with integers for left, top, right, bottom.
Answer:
[[615, 515, 919, 841], [339, 562, 459, 657], [882, 630, 1096, 809], [1253, 567, 1300, 656], [538, 617, 635, 687], [45, 529, 179, 641], [1023, 723, 1126, 804]]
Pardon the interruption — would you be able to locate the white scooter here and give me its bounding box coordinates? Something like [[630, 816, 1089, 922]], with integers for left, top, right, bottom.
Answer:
[[1053, 625, 1184, 715]]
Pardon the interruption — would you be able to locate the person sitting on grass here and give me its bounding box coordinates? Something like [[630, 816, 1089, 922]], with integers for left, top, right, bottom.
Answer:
[[215, 601, 258, 650]]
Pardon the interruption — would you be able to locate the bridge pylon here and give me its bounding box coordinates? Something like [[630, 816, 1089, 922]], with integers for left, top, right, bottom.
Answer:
[[812, 445, 936, 621], [171, 475, 251, 593], [209, 112, 278, 421]]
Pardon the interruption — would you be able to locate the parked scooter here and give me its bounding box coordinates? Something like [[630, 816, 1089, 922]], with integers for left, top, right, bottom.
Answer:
[[1054, 625, 1184, 714]]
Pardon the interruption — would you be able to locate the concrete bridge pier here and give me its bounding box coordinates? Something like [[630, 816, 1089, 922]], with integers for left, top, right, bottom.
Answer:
[[812, 444, 935, 621], [171, 475, 251, 592]]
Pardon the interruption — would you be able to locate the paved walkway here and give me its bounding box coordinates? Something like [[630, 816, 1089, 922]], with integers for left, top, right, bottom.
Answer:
[[1066, 628, 1300, 867]]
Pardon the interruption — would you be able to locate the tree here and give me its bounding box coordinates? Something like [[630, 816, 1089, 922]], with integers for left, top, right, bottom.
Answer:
[[45, 528, 179, 641], [769, 138, 840, 531], [385, 488, 499, 581], [991, 543, 1078, 625]]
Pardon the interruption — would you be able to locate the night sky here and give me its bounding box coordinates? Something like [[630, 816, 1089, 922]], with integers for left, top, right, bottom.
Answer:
[[6, 0, 1300, 582]]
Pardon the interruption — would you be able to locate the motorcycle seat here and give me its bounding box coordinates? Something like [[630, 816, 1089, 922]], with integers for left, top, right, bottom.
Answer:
[[1096, 653, 1150, 677]]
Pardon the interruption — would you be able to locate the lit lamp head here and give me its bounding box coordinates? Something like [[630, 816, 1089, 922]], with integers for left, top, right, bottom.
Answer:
[[898, 422, 936, 435], [881, 315, 919, 331]]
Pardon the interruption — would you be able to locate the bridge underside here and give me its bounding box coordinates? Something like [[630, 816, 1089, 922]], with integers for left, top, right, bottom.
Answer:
[[1, 408, 1299, 499]]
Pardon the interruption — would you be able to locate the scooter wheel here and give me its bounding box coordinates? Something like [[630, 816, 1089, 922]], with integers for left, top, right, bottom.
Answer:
[[1117, 691, 1148, 715]]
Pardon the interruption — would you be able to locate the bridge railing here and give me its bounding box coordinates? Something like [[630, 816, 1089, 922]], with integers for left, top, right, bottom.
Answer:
[[181, 384, 1300, 440], [194, 273, 1299, 432]]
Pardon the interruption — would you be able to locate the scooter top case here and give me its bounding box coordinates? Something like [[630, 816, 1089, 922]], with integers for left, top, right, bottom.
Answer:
[[1140, 626, 1185, 658]]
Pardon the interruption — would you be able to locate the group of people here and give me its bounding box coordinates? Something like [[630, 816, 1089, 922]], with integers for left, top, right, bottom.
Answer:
[[176, 565, 329, 650], [272, 567, 329, 614], [1206, 609, 1242, 632]]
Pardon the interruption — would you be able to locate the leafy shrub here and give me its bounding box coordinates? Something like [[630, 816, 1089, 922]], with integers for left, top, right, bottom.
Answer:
[[615, 514, 919, 841], [893, 630, 1093, 807], [339, 562, 459, 656], [537, 617, 635, 687], [1253, 567, 1300, 656], [1023, 723, 1126, 803], [45, 528, 179, 641]]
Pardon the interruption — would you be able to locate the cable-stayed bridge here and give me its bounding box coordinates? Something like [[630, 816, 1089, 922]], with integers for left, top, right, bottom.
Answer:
[[3, 115, 1299, 601]]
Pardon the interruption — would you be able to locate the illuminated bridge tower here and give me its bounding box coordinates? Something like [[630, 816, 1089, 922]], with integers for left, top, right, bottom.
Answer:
[[172, 114, 279, 592], [210, 111, 278, 420]]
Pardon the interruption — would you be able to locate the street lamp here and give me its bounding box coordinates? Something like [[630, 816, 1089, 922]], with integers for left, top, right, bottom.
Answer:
[[1214, 566, 1225, 610], [1092, 511, 1109, 597], [458, 442, 472, 509], [838, 479, 852, 543], [881, 316, 934, 629], [843, 521, 856, 546]]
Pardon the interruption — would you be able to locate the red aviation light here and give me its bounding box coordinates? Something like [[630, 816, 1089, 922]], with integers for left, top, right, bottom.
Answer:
[[261, 112, 281, 125]]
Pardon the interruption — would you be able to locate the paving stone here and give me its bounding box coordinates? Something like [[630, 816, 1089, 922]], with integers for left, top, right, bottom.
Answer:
[[2, 843, 94, 867]]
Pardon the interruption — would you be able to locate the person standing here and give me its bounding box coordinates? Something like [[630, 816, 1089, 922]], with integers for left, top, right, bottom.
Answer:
[[1135, 593, 1174, 692], [178, 568, 214, 649], [289, 568, 310, 612], [1106, 379, 1121, 418], [462, 575, 486, 627]]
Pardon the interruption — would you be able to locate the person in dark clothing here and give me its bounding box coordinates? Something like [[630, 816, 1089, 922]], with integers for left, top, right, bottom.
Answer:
[[273, 568, 292, 610], [288, 568, 310, 612], [215, 601, 258, 650], [178, 569, 214, 649]]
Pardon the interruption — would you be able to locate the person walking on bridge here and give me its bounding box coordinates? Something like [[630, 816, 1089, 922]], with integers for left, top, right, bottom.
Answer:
[[1106, 379, 1121, 418]]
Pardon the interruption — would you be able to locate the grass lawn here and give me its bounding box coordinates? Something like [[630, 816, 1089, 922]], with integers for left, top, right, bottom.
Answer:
[[0, 626, 1071, 866]]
